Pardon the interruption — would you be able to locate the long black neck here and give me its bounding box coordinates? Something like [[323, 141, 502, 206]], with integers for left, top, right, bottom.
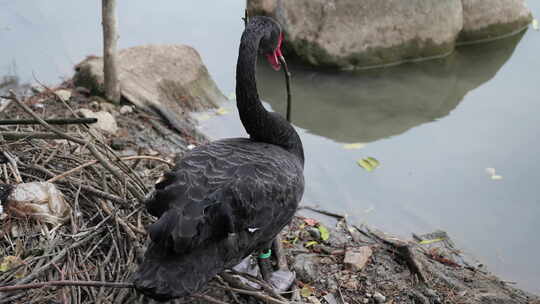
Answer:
[[236, 25, 304, 166]]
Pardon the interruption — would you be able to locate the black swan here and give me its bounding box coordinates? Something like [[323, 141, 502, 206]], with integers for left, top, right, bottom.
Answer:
[[133, 16, 304, 301]]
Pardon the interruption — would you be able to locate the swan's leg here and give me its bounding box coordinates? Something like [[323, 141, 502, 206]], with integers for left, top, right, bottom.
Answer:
[[257, 241, 274, 281], [258, 237, 295, 291], [222, 205, 238, 252]]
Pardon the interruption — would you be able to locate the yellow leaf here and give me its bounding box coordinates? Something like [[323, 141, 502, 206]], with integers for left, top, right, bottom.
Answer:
[[300, 285, 314, 298], [305, 241, 318, 248], [343, 143, 366, 150], [533, 19, 539, 31], [0, 256, 24, 275], [216, 108, 229, 115], [419, 237, 446, 245]]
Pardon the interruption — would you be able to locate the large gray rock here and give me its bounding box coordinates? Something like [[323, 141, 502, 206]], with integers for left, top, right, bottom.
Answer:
[[460, 0, 532, 42], [74, 45, 224, 138], [248, 0, 532, 69], [258, 31, 524, 143]]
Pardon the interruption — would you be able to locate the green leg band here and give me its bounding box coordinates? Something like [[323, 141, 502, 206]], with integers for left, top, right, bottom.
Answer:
[[258, 249, 272, 259]]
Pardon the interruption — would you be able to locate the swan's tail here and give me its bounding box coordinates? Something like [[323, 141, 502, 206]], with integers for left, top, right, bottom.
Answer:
[[133, 239, 236, 302]]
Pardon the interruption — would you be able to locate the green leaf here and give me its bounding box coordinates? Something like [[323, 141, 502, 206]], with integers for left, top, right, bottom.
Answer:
[[365, 157, 379, 168], [357, 157, 380, 172], [305, 241, 318, 248], [318, 225, 330, 241]]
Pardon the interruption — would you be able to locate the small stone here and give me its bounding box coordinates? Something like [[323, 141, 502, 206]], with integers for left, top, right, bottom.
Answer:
[[75, 86, 91, 95], [344, 246, 372, 271], [30, 85, 44, 94], [55, 89, 72, 102], [307, 227, 321, 240], [307, 296, 322, 304], [119, 105, 133, 114], [110, 139, 128, 151], [328, 227, 349, 247], [293, 254, 318, 282], [187, 144, 196, 150], [373, 292, 386, 303], [326, 278, 338, 292], [100, 102, 117, 113], [77, 108, 118, 134], [362, 299, 369, 304], [323, 294, 339, 304]]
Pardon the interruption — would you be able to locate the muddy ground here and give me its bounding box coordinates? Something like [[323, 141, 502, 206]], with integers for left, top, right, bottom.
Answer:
[[0, 81, 539, 304]]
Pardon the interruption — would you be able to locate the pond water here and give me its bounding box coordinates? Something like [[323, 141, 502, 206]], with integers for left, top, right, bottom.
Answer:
[[1, 0, 539, 294]]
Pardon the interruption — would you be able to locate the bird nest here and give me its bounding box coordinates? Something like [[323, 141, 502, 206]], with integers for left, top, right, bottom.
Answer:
[[0, 87, 292, 304]]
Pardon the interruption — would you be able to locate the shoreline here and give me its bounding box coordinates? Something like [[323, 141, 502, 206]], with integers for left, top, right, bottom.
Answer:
[[1, 80, 538, 303]]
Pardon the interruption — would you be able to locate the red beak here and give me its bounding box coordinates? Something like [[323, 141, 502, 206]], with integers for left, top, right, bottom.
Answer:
[[266, 33, 283, 71]]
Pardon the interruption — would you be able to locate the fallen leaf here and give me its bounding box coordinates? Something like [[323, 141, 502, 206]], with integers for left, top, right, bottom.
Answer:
[[343, 143, 366, 150], [300, 285, 315, 298], [305, 241, 318, 248], [318, 225, 330, 241], [419, 237, 446, 245], [303, 218, 318, 226], [357, 159, 373, 172], [357, 157, 380, 172], [365, 157, 380, 168], [485, 168, 496, 175], [485, 168, 503, 180], [216, 108, 229, 115], [0, 256, 25, 278]]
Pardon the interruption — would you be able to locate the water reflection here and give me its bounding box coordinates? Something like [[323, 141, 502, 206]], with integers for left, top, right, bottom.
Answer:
[[257, 31, 525, 143]]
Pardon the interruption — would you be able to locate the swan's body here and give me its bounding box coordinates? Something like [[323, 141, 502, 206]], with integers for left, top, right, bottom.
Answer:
[[133, 16, 304, 301]]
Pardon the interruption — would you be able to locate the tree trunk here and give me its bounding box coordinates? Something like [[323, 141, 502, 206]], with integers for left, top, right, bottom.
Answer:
[[102, 0, 121, 104]]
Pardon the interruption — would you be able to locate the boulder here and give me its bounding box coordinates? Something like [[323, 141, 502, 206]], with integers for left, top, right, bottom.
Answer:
[[247, 0, 532, 69], [74, 45, 224, 138], [258, 31, 524, 143], [460, 0, 532, 42]]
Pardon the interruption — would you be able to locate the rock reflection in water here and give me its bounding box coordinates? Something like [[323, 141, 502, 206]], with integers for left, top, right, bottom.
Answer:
[[257, 31, 525, 143]]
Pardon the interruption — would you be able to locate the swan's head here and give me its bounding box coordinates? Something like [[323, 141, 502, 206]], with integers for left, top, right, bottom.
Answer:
[[258, 17, 284, 71]]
